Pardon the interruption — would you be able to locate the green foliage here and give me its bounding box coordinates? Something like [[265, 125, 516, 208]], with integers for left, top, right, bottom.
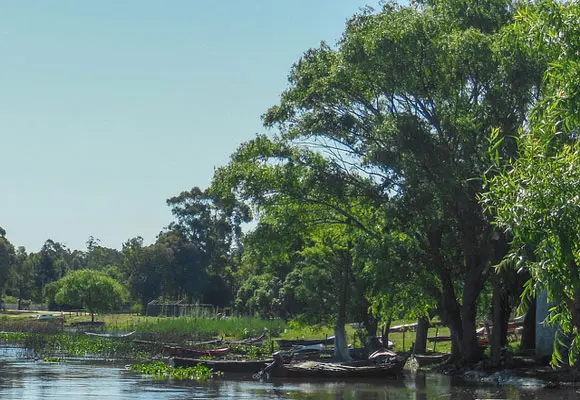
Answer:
[[0, 332, 145, 359], [130, 316, 285, 339], [0, 230, 16, 302], [209, 0, 547, 362], [55, 270, 129, 319], [130, 361, 214, 380], [130, 303, 143, 315], [43, 280, 65, 310], [482, 0, 580, 365]]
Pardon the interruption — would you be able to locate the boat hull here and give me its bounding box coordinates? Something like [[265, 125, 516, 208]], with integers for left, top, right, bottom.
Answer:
[[170, 357, 272, 374], [276, 337, 334, 349], [261, 353, 409, 380], [165, 346, 230, 358], [414, 353, 450, 367]]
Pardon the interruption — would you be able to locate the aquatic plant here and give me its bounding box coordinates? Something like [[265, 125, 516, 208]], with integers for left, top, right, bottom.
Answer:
[[0, 332, 148, 360], [130, 361, 214, 380]]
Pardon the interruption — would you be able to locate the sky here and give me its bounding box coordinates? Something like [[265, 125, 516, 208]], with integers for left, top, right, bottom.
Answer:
[[1, 0, 382, 252]]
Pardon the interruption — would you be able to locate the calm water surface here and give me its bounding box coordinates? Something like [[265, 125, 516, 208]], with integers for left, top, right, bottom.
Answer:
[[1, 347, 578, 400]]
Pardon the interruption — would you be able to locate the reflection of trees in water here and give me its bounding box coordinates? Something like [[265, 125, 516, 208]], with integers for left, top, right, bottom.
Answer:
[[271, 380, 410, 400], [413, 371, 427, 400]]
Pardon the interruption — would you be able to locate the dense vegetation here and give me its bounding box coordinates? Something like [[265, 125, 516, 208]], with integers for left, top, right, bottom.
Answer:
[[2, 0, 580, 366]]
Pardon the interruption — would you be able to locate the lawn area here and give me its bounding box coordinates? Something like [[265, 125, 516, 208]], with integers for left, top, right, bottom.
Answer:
[[278, 319, 453, 353]]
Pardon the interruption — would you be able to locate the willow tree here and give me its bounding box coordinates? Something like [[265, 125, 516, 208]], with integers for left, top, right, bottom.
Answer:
[[483, 0, 580, 365], [259, 0, 543, 362], [55, 270, 129, 322]]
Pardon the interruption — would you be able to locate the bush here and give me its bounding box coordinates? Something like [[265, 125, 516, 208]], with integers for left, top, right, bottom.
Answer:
[[3, 295, 18, 304], [130, 304, 143, 315]]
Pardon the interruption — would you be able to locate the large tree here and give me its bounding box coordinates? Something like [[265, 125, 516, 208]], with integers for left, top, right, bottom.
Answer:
[[55, 269, 129, 322], [214, 0, 543, 362], [483, 0, 580, 365], [0, 227, 15, 309]]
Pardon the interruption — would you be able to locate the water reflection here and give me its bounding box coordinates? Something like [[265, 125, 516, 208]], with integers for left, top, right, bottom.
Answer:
[[0, 346, 579, 399]]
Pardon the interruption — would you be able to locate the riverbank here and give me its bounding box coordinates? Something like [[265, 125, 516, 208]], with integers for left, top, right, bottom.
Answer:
[[423, 355, 580, 390], [2, 311, 576, 391]]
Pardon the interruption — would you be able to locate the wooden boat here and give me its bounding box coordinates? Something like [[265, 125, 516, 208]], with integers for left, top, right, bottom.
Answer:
[[227, 334, 265, 346], [414, 353, 450, 367], [85, 331, 135, 339], [165, 345, 230, 358], [190, 337, 224, 346], [276, 336, 335, 349], [259, 352, 409, 379], [170, 357, 272, 374], [427, 335, 451, 343], [388, 323, 418, 333], [278, 343, 325, 362]]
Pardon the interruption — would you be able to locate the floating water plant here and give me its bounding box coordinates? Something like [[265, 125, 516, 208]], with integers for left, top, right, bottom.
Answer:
[[130, 361, 214, 380]]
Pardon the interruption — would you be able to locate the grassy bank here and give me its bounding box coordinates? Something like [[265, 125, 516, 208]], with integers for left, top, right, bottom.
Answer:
[[0, 311, 457, 360]]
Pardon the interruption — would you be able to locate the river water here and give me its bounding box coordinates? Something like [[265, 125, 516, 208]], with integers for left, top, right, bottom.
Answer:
[[1, 347, 578, 399]]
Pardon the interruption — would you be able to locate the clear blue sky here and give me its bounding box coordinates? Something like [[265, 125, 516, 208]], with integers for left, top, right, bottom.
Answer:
[[1, 1, 380, 252]]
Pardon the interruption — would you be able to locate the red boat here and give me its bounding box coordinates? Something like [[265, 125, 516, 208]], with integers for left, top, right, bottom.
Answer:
[[165, 345, 230, 358]]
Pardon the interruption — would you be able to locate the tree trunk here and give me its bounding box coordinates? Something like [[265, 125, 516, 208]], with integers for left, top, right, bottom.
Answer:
[[414, 316, 429, 354], [91, 312, 95, 322], [520, 298, 536, 351], [490, 274, 511, 366], [428, 225, 464, 361], [334, 318, 350, 361], [460, 270, 483, 363], [438, 269, 463, 361], [359, 295, 378, 346], [334, 260, 351, 362], [381, 315, 392, 349], [459, 252, 487, 363]]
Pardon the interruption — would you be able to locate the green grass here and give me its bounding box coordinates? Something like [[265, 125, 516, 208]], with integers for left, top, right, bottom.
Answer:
[[0, 332, 148, 360], [62, 314, 286, 341], [126, 316, 286, 339], [280, 320, 453, 353]]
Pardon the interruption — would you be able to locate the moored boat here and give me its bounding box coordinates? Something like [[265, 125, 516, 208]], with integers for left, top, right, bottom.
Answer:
[[165, 345, 230, 358], [227, 334, 266, 346], [170, 357, 272, 374], [85, 331, 136, 339], [276, 336, 335, 349], [414, 353, 451, 367], [257, 351, 410, 380]]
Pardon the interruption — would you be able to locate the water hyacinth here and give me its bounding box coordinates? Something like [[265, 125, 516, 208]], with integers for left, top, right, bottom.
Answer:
[[129, 361, 214, 380]]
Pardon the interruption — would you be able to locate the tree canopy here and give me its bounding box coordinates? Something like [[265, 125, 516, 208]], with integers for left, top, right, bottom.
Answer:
[[55, 269, 129, 321]]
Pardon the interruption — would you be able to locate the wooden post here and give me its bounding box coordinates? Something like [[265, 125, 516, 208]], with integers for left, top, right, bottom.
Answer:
[[432, 326, 439, 353]]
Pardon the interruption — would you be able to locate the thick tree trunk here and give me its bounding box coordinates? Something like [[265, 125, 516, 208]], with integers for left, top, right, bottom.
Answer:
[[490, 274, 511, 366], [459, 251, 487, 363], [428, 225, 465, 361], [460, 270, 484, 363], [334, 261, 351, 362], [414, 316, 429, 354], [334, 318, 350, 361], [520, 298, 536, 351], [438, 270, 463, 361], [378, 316, 392, 350], [460, 301, 479, 363], [359, 296, 378, 346]]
